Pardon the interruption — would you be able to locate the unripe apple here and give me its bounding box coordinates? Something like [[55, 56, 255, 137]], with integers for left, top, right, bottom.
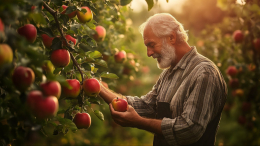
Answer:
[[27, 90, 59, 119], [50, 49, 70, 68], [41, 34, 54, 48], [63, 35, 76, 46], [40, 81, 61, 99], [61, 5, 77, 18], [76, 6, 93, 23], [229, 78, 239, 89], [73, 113, 91, 129], [114, 50, 126, 63], [111, 97, 128, 112], [12, 66, 35, 91], [226, 66, 238, 77], [42, 60, 55, 74], [232, 30, 244, 43], [17, 24, 37, 43], [83, 78, 100, 97], [0, 44, 13, 68], [0, 19, 4, 32], [62, 79, 81, 98], [253, 38, 260, 51], [93, 26, 106, 42]]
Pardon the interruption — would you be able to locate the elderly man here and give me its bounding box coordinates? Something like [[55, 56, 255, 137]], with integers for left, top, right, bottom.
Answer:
[[99, 13, 227, 146]]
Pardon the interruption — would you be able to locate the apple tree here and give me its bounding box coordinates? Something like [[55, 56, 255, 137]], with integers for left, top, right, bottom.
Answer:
[[191, 0, 260, 145], [0, 0, 140, 145]]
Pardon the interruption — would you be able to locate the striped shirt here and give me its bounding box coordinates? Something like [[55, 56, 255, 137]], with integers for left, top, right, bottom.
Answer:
[[126, 47, 227, 145]]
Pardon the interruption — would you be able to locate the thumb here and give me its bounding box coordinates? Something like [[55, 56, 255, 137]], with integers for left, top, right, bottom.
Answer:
[[127, 105, 134, 111]]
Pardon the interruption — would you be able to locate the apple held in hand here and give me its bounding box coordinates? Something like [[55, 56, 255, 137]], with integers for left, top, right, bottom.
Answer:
[[17, 24, 37, 43], [61, 5, 77, 18], [50, 49, 70, 68], [73, 113, 91, 129], [77, 6, 93, 23], [40, 81, 61, 99], [83, 78, 100, 97], [27, 90, 59, 119], [62, 79, 81, 98], [232, 30, 244, 43], [0, 44, 13, 68], [112, 97, 128, 112], [41, 34, 54, 48], [114, 50, 126, 63], [93, 26, 106, 42], [12, 66, 35, 91]]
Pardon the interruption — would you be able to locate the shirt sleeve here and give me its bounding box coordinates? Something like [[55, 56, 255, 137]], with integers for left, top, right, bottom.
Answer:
[[161, 71, 221, 145], [126, 72, 164, 118]]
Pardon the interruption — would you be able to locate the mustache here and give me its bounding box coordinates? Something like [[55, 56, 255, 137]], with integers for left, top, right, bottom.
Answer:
[[152, 53, 160, 59]]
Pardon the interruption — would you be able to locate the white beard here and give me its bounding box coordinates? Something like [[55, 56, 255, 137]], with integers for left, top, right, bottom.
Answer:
[[153, 41, 176, 70]]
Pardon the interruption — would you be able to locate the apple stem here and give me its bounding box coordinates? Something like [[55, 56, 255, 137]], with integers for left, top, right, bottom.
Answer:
[[42, 2, 84, 84]]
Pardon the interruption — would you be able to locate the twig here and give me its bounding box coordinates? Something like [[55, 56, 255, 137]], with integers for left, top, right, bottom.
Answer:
[[42, 1, 84, 84]]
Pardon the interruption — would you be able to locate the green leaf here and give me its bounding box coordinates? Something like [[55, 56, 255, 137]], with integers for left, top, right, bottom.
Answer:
[[65, 6, 77, 14], [88, 97, 100, 105], [60, 14, 69, 26], [52, 0, 62, 6], [89, 51, 102, 59], [53, 68, 62, 75], [94, 110, 104, 121], [86, 21, 96, 30], [86, 38, 97, 48], [55, 117, 77, 132], [100, 72, 119, 79], [81, 63, 91, 71], [51, 38, 62, 51], [145, 0, 154, 11], [94, 59, 108, 68], [120, 0, 132, 6]]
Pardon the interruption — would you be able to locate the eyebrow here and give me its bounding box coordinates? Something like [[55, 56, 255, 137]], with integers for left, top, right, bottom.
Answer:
[[144, 39, 155, 46]]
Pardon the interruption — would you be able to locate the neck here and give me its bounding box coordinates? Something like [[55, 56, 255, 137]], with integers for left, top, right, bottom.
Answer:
[[171, 42, 191, 67]]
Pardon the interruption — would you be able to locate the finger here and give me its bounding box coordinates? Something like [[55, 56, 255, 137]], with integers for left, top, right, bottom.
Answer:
[[109, 103, 120, 117]]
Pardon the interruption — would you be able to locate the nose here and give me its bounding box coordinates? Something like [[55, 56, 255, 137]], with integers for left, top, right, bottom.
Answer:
[[147, 48, 154, 57]]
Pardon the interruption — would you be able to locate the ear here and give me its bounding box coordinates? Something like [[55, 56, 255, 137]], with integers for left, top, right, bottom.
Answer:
[[169, 31, 177, 45]]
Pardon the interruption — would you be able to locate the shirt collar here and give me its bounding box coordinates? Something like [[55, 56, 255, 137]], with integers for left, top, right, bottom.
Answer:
[[169, 46, 198, 71]]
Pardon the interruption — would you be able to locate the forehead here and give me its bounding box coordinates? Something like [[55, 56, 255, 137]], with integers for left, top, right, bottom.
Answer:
[[143, 26, 159, 43]]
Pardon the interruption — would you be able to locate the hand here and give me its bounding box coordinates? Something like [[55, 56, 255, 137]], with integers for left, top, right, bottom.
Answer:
[[109, 103, 142, 128]]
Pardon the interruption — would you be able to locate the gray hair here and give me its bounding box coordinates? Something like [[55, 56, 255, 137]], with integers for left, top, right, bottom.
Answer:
[[139, 13, 188, 42]]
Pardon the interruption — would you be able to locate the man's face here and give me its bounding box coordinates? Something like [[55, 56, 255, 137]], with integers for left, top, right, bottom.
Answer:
[[143, 26, 176, 69]]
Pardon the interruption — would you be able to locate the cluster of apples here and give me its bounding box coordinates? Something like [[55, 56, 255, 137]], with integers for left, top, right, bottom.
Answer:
[[61, 5, 106, 42]]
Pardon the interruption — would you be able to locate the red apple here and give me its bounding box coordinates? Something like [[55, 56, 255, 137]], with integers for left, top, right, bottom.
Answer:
[[63, 34, 76, 46], [83, 78, 100, 97], [93, 26, 106, 42], [50, 49, 70, 68], [27, 90, 59, 119], [226, 66, 238, 77], [62, 79, 81, 98], [42, 60, 55, 74], [229, 78, 239, 89], [73, 113, 91, 129], [0, 44, 13, 68], [232, 30, 244, 43], [76, 6, 93, 23], [111, 97, 128, 112], [12, 66, 35, 91], [61, 5, 77, 18], [40, 81, 61, 99], [253, 38, 260, 51], [17, 24, 37, 43], [41, 34, 54, 48], [0, 19, 4, 32], [114, 50, 126, 63]]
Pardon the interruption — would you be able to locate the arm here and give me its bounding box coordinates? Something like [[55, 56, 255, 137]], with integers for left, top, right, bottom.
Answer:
[[99, 83, 126, 104]]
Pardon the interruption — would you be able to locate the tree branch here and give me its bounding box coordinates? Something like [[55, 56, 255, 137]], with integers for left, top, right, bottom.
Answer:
[[42, 1, 84, 84]]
